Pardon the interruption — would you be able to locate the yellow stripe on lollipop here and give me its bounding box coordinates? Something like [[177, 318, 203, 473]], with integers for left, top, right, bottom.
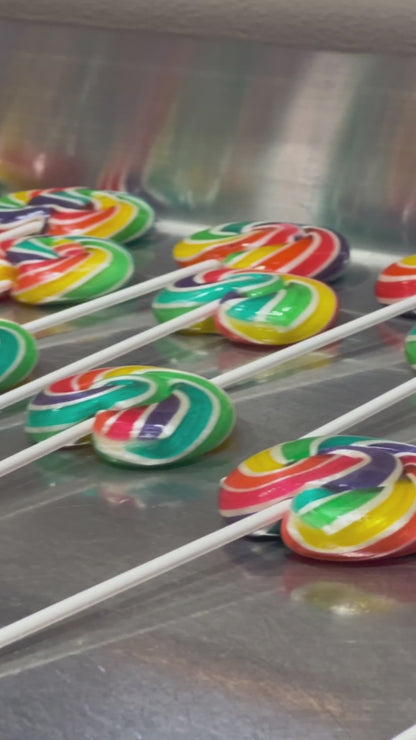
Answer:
[[173, 234, 244, 262], [225, 246, 280, 269], [83, 193, 136, 240], [220, 276, 336, 345], [0, 259, 16, 292], [12, 242, 109, 304], [103, 365, 160, 378], [242, 448, 286, 474], [292, 479, 416, 552]]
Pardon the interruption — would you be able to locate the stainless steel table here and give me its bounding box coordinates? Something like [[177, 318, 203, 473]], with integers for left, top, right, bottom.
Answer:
[[0, 18, 414, 740]]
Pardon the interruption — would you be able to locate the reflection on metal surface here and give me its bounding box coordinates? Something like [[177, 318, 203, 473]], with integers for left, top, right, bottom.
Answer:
[[0, 20, 412, 248], [283, 558, 416, 615]]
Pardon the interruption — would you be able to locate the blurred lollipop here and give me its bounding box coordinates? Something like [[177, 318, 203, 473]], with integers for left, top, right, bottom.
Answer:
[[173, 221, 350, 282]]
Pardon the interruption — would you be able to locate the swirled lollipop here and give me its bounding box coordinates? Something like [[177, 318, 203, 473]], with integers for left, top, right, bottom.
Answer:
[[153, 267, 338, 345], [173, 221, 349, 282], [0, 187, 154, 245], [6, 235, 133, 304], [375, 256, 416, 305], [153, 268, 282, 333], [281, 442, 416, 561], [219, 436, 416, 560], [26, 365, 235, 467]]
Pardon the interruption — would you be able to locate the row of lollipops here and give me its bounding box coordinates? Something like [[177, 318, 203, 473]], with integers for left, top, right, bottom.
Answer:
[[1, 192, 416, 650], [1, 201, 416, 391]]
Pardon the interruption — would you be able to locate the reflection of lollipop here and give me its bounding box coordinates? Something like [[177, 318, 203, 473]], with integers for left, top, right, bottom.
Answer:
[[173, 222, 350, 282], [282, 559, 414, 615]]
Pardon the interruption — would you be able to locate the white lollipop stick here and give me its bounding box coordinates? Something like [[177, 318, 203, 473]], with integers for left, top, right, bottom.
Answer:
[[0, 499, 290, 649], [0, 299, 221, 411], [1, 290, 416, 453], [20, 259, 220, 334], [390, 726, 416, 740], [2, 287, 416, 414], [212, 292, 416, 389], [1, 366, 416, 648]]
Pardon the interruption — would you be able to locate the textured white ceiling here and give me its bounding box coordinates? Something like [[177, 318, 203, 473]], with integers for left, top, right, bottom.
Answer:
[[0, 0, 415, 54]]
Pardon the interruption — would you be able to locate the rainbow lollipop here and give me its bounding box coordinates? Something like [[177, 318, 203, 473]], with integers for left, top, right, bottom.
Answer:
[[6, 235, 133, 305], [219, 436, 416, 561], [153, 267, 339, 346], [173, 221, 350, 282], [26, 365, 235, 468], [0, 187, 154, 246]]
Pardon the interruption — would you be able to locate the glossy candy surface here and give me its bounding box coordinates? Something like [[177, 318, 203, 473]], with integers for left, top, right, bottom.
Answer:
[[26, 366, 235, 467], [173, 221, 349, 282], [0, 187, 154, 246], [153, 267, 338, 345], [219, 435, 416, 560], [375, 255, 416, 305], [7, 235, 133, 304], [0, 319, 38, 391]]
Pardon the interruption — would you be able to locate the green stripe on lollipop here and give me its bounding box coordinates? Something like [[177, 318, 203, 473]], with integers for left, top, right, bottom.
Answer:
[[0, 320, 38, 391]]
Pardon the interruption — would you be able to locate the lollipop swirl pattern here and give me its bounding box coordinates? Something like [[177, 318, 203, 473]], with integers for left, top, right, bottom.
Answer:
[[0, 187, 154, 245], [153, 268, 338, 346], [375, 255, 416, 304], [219, 436, 416, 560], [26, 366, 235, 468], [152, 268, 283, 334], [6, 235, 133, 304], [215, 274, 338, 345], [0, 319, 38, 391], [0, 206, 49, 245], [173, 221, 349, 282]]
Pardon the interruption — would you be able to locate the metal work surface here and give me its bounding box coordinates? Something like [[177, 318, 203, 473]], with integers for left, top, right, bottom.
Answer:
[[0, 19, 415, 740]]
